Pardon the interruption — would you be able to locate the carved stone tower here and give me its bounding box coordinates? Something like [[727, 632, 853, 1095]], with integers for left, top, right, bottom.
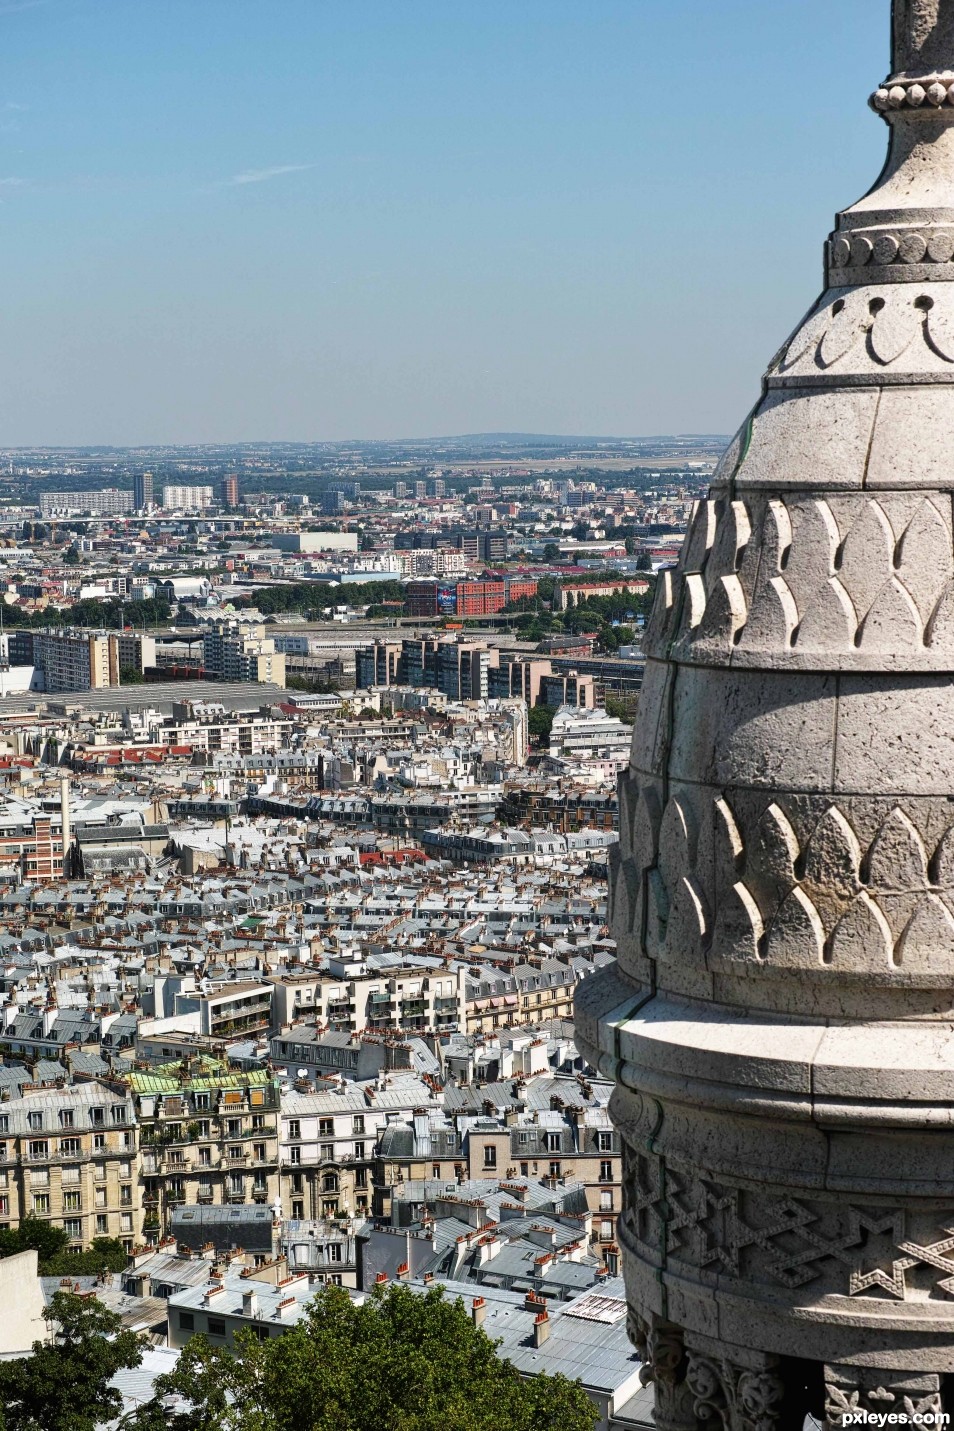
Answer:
[[575, 2, 954, 1425]]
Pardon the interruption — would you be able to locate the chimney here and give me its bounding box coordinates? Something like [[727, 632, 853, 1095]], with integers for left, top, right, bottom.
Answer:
[[471, 1296, 486, 1327], [242, 1290, 258, 1317], [533, 1311, 550, 1347]]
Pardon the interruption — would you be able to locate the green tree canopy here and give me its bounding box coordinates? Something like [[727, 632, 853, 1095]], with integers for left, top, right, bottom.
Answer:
[[0, 1291, 143, 1431], [131, 1284, 596, 1431], [528, 704, 556, 745]]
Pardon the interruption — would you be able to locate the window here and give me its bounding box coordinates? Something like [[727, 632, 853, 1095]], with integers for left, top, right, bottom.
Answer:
[[0, 1115, 7, 1132], [597, 1131, 613, 1152], [292, 1200, 304, 1220], [60, 1138, 81, 1158], [230, 1175, 243, 1195], [252, 1115, 265, 1131], [0, 1196, 8, 1215], [59, 1110, 74, 1129], [120, 1213, 133, 1233], [483, 1146, 497, 1170], [253, 1143, 265, 1162], [355, 1169, 367, 1189], [549, 1161, 561, 1178], [119, 1161, 131, 1179], [194, 1093, 209, 1111], [600, 1161, 613, 1183], [226, 1119, 242, 1137], [432, 1164, 440, 1179], [318, 1119, 334, 1138], [96, 1215, 108, 1234], [600, 1191, 614, 1211], [288, 1120, 300, 1140], [179, 1312, 194, 1330], [167, 1123, 182, 1141], [88, 1106, 105, 1127], [289, 1147, 301, 1166], [322, 1173, 338, 1194], [328, 1243, 342, 1263], [600, 1220, 613, 1241], [64, 1219, 82, 1240], [207, 1317, 226, 1338], [229, 1145, 243, 1161], [197, 1121, 210, 1139], [93, 1134, 105, 1151], [63, 1191, 81, 1212], [354, 1142, 365, 1160], [33, 1194, 50, 1215], [120, 1186, 132, 1206], [320, 1143, 334, 1162], [199, 1147, 211, 1166], [352, 1116, 365, 1136], [546, 1132, 561, 1153], [28, 1140, 48, 1160], [111, 1107, 126, 1126], [27, 1112, 42, 1131]]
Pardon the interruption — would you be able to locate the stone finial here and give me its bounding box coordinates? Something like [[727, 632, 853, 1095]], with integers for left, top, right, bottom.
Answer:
[[894, 0, 954, 76]]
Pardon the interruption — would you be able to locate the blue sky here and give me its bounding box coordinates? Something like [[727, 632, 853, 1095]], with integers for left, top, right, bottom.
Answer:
[[0, 0, 886, 444]]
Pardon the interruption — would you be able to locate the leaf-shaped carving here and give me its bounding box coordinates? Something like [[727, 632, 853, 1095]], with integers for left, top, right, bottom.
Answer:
[[855, 576, 922, 651], [895, 498, 954, 625], [765, 886, 826, 966], [868, 299, 921, 365], [737, 575, 798, 651], [864, 808, 928, 891], [714, 796, 744, 876], [611, 853, 643, 947], [929, 822, 954, 887], [894, 894, 954, 968], [765, 499, 793, 572], [642, 567, 676, 654], [679, 500, 719, 575], [780, 499, 841, 619], [744, 802, 800, 920], [926, 297, 954, 362], [778, 304, 832, 371], [924, 578, 954, 649], [618, 771, 639, 852], [694, 574, 747, 647], [657, 795, 694, 880], [646, 868, 669, 957], [683, 574, 707, 631], [732, 882, 765, 956], [801, 806, 862, 903], [792, 576, 856, 651], [839, 501, 895, 622], [660, 875, 709, 961], [706, 500, 752, 590], [826, 892, 894, 969], [819, 294, 869, 368]]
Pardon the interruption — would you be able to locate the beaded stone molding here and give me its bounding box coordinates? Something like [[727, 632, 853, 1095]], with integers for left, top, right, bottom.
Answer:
[[870, 73, 954, 110]]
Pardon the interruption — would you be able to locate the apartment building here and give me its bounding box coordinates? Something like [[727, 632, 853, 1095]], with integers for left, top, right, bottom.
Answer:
[[33, 630, 118, 693], [161, 485, 214, 510], [0, 1082, 140, 1251], [280, 1087, 385, 1221], [39, 488, 134, 518], [202, 625, 287, 686], [131, 1060, 280, 1239], [268, 959, 466, 1038]]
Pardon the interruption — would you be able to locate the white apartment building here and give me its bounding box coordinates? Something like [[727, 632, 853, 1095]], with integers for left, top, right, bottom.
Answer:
[[548, 706, 632, 765], [34, 630, 118, 693], [203, 625, 286, 686], [161, 485, 214, 511]]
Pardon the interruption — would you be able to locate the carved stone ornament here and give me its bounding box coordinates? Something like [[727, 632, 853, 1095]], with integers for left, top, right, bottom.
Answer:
[[577, 0, 954, 1420]]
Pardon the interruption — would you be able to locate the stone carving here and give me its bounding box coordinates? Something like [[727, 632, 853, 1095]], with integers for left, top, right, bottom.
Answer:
[[625, 1149, 954, 1304], [685, 1348, 785, 1431], [656, 491, 954, 664], [577, 0, 954, 1416], [825, 1366, 943, 1429]]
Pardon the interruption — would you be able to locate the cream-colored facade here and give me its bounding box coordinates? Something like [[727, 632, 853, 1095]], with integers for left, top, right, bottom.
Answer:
[[132, 1060, 280, 1239], [0, 1082, 140, 1250]]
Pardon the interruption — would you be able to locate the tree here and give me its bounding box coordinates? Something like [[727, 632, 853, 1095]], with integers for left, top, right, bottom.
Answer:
[[0, 1292, 143, 1431], [63, 545, 80, 565], [119, 664, 145, 685], [0, 1215, 69, 1267], [542, 543, 561, 563], [131, 1284, 597, 1431], [635, 553, 653, 572], [528, 704, 556, 745]]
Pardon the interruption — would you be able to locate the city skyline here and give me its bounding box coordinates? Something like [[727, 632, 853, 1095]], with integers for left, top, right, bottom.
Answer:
[[0, 0, 883, 445]]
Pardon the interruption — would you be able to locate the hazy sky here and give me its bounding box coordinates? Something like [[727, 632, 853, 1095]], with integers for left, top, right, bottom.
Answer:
[[0, 0, 887, 444]]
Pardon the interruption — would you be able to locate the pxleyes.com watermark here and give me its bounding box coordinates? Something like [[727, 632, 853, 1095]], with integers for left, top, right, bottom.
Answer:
[[839, 1415, 951, 1427]]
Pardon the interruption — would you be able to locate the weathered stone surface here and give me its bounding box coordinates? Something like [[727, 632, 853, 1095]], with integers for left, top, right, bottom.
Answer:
[[575, 0, 954, 1418]]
